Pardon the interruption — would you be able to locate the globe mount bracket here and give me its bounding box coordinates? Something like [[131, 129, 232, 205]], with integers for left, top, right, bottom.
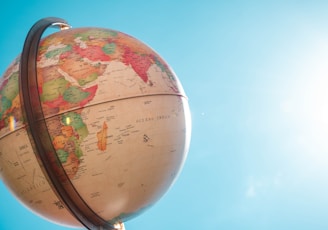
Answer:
[[19, 17, 124, 230]]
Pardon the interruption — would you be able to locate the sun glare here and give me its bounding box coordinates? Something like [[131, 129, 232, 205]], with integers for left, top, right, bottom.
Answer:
[[9, 116, 16, 131]]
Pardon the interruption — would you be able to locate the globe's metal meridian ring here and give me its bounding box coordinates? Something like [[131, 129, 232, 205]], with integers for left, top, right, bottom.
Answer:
[[19, 17, 122, 230]]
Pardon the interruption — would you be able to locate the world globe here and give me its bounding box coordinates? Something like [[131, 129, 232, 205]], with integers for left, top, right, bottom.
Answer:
[[0, 18, 191, 229]]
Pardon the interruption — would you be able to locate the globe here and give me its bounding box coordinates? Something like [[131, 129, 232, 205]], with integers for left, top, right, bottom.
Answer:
[[0, 21, 191, 229]]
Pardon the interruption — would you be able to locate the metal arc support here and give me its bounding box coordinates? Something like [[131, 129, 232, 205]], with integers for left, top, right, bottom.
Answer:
[[19, 17, 120, 230]]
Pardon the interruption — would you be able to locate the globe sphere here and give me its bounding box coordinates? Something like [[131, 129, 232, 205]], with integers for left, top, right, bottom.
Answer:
[[0, 27, 191, 227]]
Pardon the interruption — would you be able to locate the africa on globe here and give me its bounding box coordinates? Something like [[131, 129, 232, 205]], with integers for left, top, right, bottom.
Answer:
[[0, 18, 191, 229]]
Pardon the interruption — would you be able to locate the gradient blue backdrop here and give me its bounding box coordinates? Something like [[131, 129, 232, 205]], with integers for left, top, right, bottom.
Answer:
[[2, 1, 328, 229]]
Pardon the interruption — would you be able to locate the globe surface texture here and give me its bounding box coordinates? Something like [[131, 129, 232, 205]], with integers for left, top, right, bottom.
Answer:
[[0, 27, 191, 227]]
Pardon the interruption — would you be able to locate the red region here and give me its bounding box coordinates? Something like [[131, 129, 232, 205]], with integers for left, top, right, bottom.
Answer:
[[0, 120, 5, 130], [79, 85, 98, 107], [43, 95, 67, 108], [73, 45, 110, 62], [122, 48, 152, 83], [59, 51, 72, 59]]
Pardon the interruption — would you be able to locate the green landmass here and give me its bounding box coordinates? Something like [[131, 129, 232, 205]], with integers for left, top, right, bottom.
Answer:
[[63, 86, 90, 103], [41, 77, 68, 102], [56, 112, 89, 163], [62, 112, 89, 139], [45, 45, 72, 58], [77, 73, 98, 86], [0, 97, 12, 119], [102, 43, 116, 55], [56, 149, 69, 163], [0, 72, 19, 120], [2, 72, 19, 101]]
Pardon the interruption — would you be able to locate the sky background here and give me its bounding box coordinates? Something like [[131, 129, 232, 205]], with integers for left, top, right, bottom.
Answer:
[[2, 0, 328, 229]]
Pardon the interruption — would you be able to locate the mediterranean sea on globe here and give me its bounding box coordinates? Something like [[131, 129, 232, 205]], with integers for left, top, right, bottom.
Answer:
[[0, 27, 191, 227]]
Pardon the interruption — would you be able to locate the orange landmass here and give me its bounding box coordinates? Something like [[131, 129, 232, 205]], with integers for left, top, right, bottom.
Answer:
[[97, 121, 108, 151], [84, 39, 108, 48], [37, 65, 63, 85], [61, 126, 73, 137], [52, 135, 66, 150], [11, 95, 20, 109]]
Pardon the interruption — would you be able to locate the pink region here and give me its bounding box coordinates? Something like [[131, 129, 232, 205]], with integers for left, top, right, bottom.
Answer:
[[122, 48, 152, 83], [43, 95, 68, 108], [73, 45, 110, 62]]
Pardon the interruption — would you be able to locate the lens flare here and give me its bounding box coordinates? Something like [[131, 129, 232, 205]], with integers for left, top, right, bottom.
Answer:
[[9, 116, 16, 131]]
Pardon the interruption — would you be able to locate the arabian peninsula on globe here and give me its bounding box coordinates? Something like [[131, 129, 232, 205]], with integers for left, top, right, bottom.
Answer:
[[0, 26, 191, 228]]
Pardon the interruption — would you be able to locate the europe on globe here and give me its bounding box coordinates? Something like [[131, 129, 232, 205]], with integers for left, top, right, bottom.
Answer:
[[0, 18, 191, 229]]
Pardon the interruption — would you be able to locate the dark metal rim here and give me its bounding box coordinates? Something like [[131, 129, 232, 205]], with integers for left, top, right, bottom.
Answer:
[[19, 17, 119, 230]]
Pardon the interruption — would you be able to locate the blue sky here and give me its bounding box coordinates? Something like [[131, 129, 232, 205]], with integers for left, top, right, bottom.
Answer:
[[2, 1, 328, 229]]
